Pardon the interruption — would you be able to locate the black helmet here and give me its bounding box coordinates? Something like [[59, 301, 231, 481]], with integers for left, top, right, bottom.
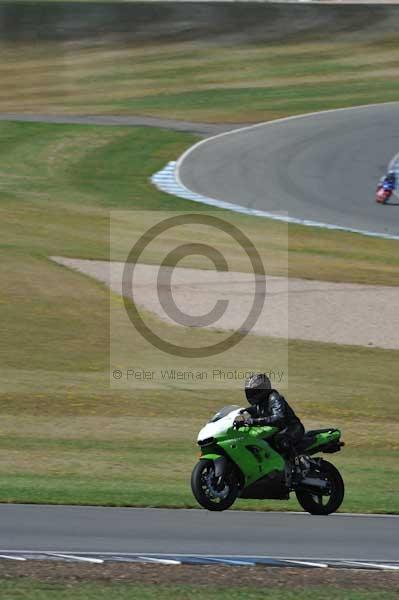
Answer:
[[245, 373, 272, 405]]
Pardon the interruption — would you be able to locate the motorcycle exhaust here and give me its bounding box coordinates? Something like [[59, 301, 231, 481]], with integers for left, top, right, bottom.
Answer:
[[297, 477, 330, 493]]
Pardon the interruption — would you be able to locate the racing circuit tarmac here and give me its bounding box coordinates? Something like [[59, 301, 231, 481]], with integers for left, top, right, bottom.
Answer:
[[0, 505, 399, 561], [1, 505, 398, 562], [178, 103, 399, 237], [4, 103, 399, 238]]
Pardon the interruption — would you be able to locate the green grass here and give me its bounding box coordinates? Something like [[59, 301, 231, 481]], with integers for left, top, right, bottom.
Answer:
[[0, 581, 398, 600], [0, 450, 398, 514], [112, 79, 399, 123], [1, 120, 399, 511], [1, 30, 399, 122]]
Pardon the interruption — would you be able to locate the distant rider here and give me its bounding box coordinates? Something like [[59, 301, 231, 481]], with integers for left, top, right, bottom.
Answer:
[[377, 170, 396, 191], [233, 373, 305, 456]]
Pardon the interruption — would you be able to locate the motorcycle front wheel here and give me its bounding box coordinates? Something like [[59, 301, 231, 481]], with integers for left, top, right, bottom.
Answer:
[[295, 459, 344, 515], [191, 459, 239, 511]]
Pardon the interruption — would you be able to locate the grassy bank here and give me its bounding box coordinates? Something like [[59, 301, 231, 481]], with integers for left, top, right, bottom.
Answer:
[[1, 3, 399, 122], [1, 580, 398, 600], [1, 121, 399, 511], [2, 562, 399, 599], [3, 41, 399, 121]]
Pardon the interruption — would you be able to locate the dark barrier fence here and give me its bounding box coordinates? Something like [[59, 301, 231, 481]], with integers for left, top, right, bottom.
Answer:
[[0, 2, 398, 44]]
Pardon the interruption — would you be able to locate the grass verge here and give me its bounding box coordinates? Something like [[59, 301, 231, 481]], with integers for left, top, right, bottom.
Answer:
[[1, 563, 399, 598], [0, 580, 398, 600], [1, 6, 399, 122]]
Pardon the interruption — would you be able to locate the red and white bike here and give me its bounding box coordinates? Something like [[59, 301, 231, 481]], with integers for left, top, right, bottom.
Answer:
[[376, 184, 393, 204]]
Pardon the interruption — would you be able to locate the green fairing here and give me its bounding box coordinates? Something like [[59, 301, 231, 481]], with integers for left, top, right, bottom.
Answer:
[[200, 453, 222, 462], [202, 425, 284, 486], [200, 427, 342, 487], [307, 429, 341, 452]]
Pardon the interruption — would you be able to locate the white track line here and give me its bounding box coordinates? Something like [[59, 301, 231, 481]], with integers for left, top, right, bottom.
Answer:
[[0, 551, 398, 568], [343, 561, 399, 571], [138, 556, 181, 565], [48, 553, 103, 564], [284, 559, 328, 568], [2, 550, 398, 563]]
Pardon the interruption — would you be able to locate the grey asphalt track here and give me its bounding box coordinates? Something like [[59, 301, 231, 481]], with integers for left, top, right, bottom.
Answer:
[[179, 103, 399, 237], [1, 505, 398, 560]]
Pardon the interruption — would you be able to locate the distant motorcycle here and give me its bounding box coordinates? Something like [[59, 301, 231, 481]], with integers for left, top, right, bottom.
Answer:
[[376, 182, 394, 204], [191, 405, 345, 515]]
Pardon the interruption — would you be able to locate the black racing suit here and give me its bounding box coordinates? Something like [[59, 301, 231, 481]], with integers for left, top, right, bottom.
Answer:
[[244, 390, 305, 454]]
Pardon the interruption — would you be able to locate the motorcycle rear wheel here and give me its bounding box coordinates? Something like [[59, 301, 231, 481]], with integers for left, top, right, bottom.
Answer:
[[191, 459, 239, 511], [295, 459, 344, 515]]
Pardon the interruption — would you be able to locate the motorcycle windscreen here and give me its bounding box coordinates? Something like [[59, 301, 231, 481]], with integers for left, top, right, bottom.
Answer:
[[209, 405, 241, 423]]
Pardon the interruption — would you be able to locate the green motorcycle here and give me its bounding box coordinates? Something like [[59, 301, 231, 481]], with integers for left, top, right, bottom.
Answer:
[[191, 405, 345, 515]]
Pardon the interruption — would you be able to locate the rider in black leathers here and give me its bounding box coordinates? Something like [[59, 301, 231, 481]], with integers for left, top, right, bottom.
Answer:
[[234, 373, 305, 455]]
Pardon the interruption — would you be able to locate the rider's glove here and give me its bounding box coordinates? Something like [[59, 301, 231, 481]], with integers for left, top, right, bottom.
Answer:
[[233, 416, 253, 429]]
